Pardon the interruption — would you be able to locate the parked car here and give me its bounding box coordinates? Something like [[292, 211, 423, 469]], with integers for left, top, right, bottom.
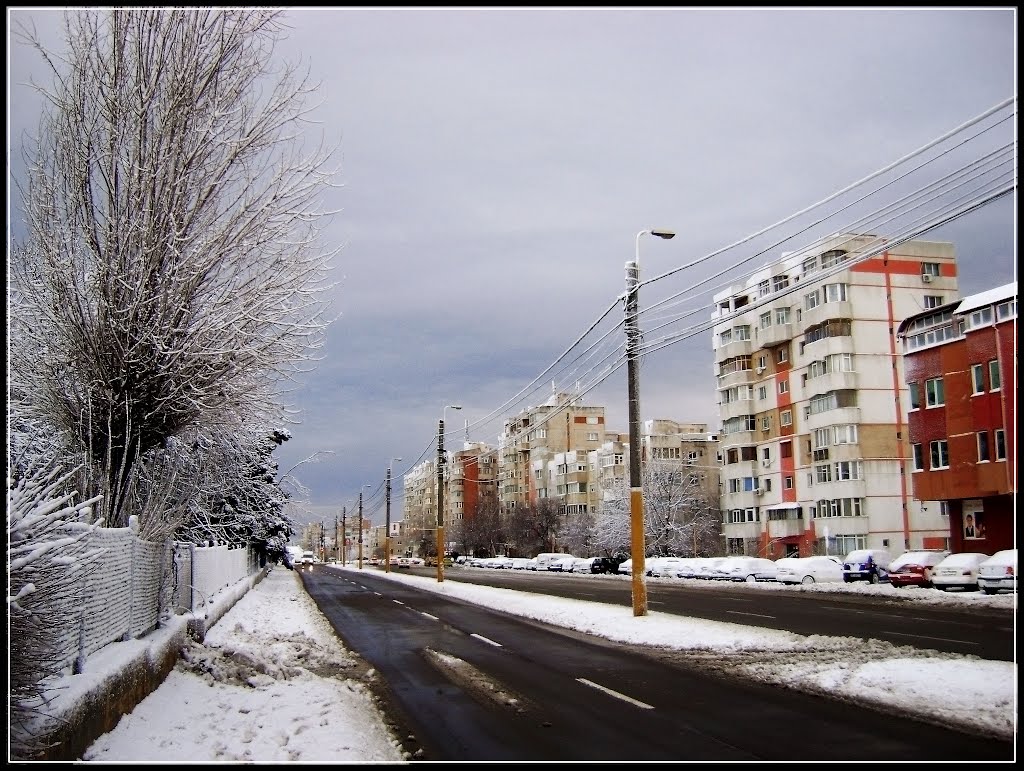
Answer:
[[591, 555, 627, 574], [570, 557, 596, 573], [976, 549, 1017, 595], [694, 557, 730, 579], [396, 556, 412, 568], [510, 557, 532, 570], [675, 558, 712, 579], [617, 558, 633, 575], [842, 549, 893, 583], [887, 549, 950, 589], [931, 552, 991, 591], [711, 556, 778, 582], [486, 556, 514, 569], [535, 552, 577, 571], [774, 556, 844, 585], [646, 556, 689, 578], [549, 556, 577, 572], [526, 558, 540, 571]]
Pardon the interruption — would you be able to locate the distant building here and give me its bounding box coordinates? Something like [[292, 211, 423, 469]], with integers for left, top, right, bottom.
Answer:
[[897, 281, 1016, 553], [713, 233, 957, 558]]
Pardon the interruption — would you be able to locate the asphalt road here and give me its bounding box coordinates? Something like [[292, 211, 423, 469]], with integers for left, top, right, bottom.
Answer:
[[403, 564, 1016, 661], [298, 566, 1013, 762]]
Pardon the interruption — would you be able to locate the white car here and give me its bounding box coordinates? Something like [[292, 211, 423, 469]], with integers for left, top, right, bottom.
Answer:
[[571, 557, 597, 573], [977, 549, 1017, 594], [645, 556, 689, 578], [931, 552, 991, 591], [775, 556, 844, 585], [549, 556, 576, 572], [711, 556, 778, 582], [617, 558, 633, 575], [486, 556, 514, 569], [510, 557, 532, 570]]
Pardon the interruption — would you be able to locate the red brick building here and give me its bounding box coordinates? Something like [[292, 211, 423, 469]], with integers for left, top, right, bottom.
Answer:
[[897, 281, 1016, 554]]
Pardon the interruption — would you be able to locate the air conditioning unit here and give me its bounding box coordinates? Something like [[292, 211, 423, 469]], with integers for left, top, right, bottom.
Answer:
[[756, 366, 766, 374], [754, 488, 764, 496], [762, 459, 771, 468], [921, 274, 934, 283]]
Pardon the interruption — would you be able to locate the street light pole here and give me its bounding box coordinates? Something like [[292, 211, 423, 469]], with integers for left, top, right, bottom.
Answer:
[[358, 485, 371, 569], [437, 404, 462, 582], [385, 457, 402, 573], [625, 228, 675, 617], [340, 506, 347, 566]]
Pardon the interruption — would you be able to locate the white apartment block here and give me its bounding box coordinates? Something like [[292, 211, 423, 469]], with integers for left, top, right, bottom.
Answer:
[[713, 233, 955, 559]]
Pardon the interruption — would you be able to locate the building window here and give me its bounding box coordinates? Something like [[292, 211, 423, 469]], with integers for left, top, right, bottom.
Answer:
[[587, 432, 599, 441], [977, 432, 990, 462], [925, 378, 945, 407], [921, 262, 940, 277], [971, 364, 985, 395], [923, 295, 943, 309], [996, 299, 1016, 320], [758, 279, 771, 297], [969, 307, 993, 328], [758, 385, 768, 400], [815, 464, 832, 483], [761, 415, 772, 432], [778, 380, 789, 394], [994, 429, 1006, 461], [781, 409, 793, 426], [777, 347, 789, 363], [834, 460, 863, 480], [988, 360, 1001, 390], [824, 283, 848, 303], [760, 311, 772, 329], [784, 476, 794, 490], [757, 354, 768, 370], [775, 307, 790, 325], [929, 439, 950, 469], [912, 444, 924, 471], [908, 383, 920, 410]]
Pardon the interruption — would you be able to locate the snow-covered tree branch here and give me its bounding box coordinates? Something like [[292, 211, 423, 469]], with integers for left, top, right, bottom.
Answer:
[[10, 8, 339, 528]]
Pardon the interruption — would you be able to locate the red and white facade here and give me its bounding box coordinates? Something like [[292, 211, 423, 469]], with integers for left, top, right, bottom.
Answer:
[[897, 281, 1016, 554], [713, 234, 958, 559]]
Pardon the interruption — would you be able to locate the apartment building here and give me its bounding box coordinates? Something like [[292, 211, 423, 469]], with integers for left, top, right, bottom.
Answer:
[[713, 233, 956, 559], [449, 443, 499, 525], [498, 391, 606, 513], [897, 281, 1016, 554], [401, 460, 436, 556]]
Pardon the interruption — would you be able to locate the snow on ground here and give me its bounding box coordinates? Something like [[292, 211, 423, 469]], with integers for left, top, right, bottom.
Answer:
[[59, 563, 1016, 762]]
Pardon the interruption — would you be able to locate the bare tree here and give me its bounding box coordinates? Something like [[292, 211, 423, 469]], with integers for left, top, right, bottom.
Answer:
[[10, 9, 339, 528]]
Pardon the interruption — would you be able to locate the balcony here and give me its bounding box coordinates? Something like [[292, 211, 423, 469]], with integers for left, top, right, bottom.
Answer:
[[804, 406, 861, 432], [758, 322, 794, 348], [802, 301, 853, 331], [767, 518, 804, 539], [803, 370, 858, 398], [717, 369, 756, 389], [719, 398, 757, 421]]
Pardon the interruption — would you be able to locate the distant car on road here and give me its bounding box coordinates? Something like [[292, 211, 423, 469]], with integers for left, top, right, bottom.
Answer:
[[591, 555, 628, 574]]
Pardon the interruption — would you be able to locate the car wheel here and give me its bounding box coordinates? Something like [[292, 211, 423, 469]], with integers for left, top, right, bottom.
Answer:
[[745, 574, 756, 583], [983, 587, 997, 595], [801, 575, 815, 585], [842, 576, 851, 583], [869, 572, 879, 584]]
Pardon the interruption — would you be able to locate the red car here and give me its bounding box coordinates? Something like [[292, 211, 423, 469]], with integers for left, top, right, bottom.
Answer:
[[887, 549, 950, 589]]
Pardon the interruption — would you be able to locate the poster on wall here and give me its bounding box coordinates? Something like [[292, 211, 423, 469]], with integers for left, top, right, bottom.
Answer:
[[962, 500, 986, 540]]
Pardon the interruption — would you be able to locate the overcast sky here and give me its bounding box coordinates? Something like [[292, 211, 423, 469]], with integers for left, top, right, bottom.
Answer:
[[7, 8, 1017, 532]]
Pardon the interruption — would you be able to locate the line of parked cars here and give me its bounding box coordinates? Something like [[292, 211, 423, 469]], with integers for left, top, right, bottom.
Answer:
[[451, 547, 1016, 594]]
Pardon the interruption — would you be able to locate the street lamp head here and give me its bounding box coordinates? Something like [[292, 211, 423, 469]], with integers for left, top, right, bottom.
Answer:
[[447, 404, 462, 411], [651, 229, 675, 240]]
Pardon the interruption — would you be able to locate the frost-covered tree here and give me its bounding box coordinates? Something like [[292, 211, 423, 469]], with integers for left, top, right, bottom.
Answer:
[[8, 452, 103, 759], [505, 498, 562, 556], [10, 8, 338, 529], [593, 462, 722, 557]]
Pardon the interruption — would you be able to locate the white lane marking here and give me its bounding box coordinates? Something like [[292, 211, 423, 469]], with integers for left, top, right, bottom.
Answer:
[[726, 610, 776, 619], [392, 599, 405, 606], [884, 631, 978, 646], [420, 612, 439, 621], [577, 678, 654, 710], [470, 633, 502, 647]]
